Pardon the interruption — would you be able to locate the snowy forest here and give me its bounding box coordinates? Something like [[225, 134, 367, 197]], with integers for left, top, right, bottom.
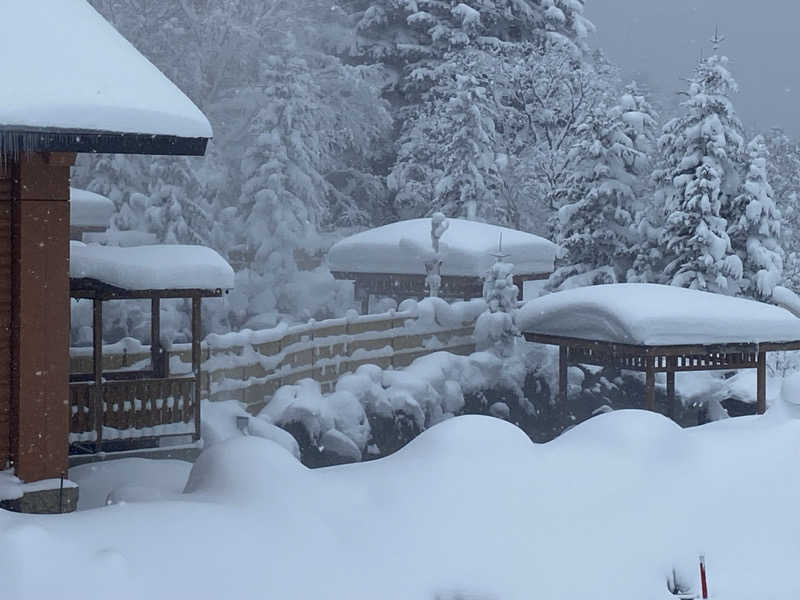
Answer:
[[73, 0, 800, 339]]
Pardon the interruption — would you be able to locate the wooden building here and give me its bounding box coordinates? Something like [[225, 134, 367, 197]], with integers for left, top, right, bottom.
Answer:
[[329, 218, 559, 312], [0, 0, 214, 512], [518, 284, 800, 418]]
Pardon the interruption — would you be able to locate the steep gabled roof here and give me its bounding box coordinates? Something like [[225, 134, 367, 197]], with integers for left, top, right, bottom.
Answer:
[[0, 0, 212, 156]]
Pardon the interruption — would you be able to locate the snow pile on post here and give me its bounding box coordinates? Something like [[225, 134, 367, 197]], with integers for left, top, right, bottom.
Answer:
[[328, 218, 558, 277], [0, 0, 211, 139], [70, 242, 234, 291], [517, 283, 800, 345], [69, 188, 114, 228]]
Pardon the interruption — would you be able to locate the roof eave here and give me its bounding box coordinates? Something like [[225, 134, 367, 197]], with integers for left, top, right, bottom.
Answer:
[[1, 127, 209, 157]]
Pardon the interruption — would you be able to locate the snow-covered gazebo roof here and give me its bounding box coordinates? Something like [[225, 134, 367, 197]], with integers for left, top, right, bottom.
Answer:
[[328, 218, 558, 278], [518, 283, 800, 346], [0, 0, 212, 156], [518, 283, 800, 415], [70, 188, 115, 229], [70, 243, 234, 294]]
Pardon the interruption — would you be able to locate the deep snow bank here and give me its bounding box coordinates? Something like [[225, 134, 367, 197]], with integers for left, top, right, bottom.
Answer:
[[4, 410, 800, 600]]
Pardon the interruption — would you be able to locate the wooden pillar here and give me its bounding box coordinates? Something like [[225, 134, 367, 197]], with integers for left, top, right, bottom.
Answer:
[[645, 356, 656, 412], [757, 351, 767, 415], [92, 298, 103, 452], [0, 160, 13, 469], [558, 345, 568, 407], [354, 280, 369, 315], [10, 152, 74, 482], [151, 296, 163, 377], [666, 357, 676, 418], [191, 295, 202, 441]]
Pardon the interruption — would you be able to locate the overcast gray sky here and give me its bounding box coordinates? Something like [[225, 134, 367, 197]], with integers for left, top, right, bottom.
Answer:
[[585, 0, 800, 135]]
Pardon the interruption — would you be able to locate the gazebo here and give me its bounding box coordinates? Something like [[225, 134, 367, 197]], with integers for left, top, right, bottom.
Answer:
[[329, 218, 558, 312], [68, 244, 233, 454], [0, 0, 212, 512], [517, 284, 800, 416], [69, 187, 115, 241]]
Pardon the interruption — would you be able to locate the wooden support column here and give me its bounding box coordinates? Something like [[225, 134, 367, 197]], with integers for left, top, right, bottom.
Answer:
[[354, 280, 369, 315], [757, 351, 767, 415], [645, 356, 656, 412], [558, 345, 568, 408], [151, 296, 162, 378], [191, 295, 202, 440], [666, 356, 676, 418], [93, 298, 103, 452], [0, 160, 13, 469], [11, 152, 74, 482]]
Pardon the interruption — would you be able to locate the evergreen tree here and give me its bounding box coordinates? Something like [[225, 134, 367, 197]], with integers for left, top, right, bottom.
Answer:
[[475, 250, 519, 357], [763, 129, 800, 289], [728, 136, 783, 299], [657, 53, 745, 293], [549, 104, 639, 289]]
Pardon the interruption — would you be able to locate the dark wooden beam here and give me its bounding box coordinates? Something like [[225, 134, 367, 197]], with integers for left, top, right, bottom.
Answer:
[[0, 128, 209, 156], [151, 296, 163, 378], [191, 295, 202, 441], [666, 356, 676, 418], [757, 351, 767, 414], [92, 298, 103, 451], [645, 356, 656, 412], [558, 345, 568, 408], [70, 278, 225, 300]]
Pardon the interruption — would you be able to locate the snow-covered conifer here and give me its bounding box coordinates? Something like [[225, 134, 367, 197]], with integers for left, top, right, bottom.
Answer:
[[728, 136, 783, 299], [475, 245, 519, 356], [657, 53, 745, 293], [549, 104, 639, 289]]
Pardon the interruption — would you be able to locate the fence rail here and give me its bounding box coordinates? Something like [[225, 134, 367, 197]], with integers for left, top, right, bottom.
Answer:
[[70, 308, 478, 410], [69, 376, 198, 450]]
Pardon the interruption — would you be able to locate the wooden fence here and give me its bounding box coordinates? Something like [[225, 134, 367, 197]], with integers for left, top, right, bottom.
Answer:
[[70, 309, 477, 411]]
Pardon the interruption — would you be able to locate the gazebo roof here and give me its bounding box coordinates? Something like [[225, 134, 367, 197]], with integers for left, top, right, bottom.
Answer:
[[517, 283, 800, 346], [70, 188, 115, 228], [0, 0, 212, 156], [70, 242, 234, 296], [328, 218, 558, 278]]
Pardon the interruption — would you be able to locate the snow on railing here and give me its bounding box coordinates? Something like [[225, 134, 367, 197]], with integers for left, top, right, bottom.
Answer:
[[69, 298, 483, 409]]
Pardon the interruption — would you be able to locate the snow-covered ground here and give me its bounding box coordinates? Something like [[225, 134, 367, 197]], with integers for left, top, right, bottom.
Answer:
[[5, 395, 800, 599]]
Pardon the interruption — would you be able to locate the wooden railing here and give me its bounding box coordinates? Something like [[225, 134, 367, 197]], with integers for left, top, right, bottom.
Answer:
[[69, 376, 198, 451], [70, 306, 479, 411]]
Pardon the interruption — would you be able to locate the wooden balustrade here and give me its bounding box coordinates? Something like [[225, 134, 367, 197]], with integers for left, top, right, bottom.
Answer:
[[69, 376, 197, 451]]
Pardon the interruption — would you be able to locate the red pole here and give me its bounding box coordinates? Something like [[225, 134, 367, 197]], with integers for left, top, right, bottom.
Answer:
[[699, 555, 708, 599]]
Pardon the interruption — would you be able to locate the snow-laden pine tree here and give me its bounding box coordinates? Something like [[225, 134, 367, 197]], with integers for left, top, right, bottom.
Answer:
[[615, 82, 663, 283], [727, 136, 783, 299], [475, 250, 519, 357], [343, 0, 593, 82], [549, 104, 639, 289], [657, 53, 745, 293], [763, 129, 800, 289]]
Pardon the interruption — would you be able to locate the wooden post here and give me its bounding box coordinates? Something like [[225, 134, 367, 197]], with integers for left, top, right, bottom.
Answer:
[[151, 296, 162, 377], [666, 356, 676, 418], [757, 350, 767, 414], [93, 298, 103, 452], [645, 356, 656, 412], [558, 345, 568, 407], [191, 295, 202, 440], [9, 152, 74, 482]]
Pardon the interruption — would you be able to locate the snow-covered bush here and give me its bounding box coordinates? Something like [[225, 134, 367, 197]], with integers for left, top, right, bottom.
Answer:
[[255, 344, 544, 465], [474, 255, 519, 356]]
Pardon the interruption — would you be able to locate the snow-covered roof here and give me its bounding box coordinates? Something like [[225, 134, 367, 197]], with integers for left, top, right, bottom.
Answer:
[[69, 188, 114, 228], [328, 218, 558, 277], [70, 242, 234, 291], [0, 0, 212, 153], [517, 283, 800, 346]]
